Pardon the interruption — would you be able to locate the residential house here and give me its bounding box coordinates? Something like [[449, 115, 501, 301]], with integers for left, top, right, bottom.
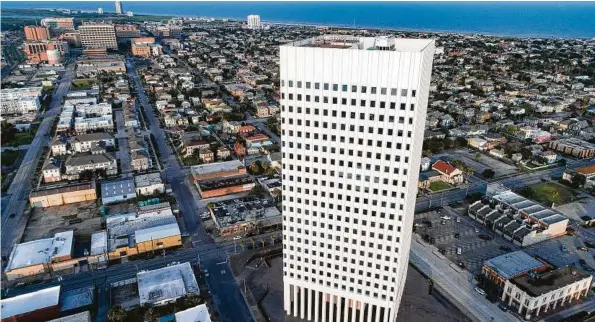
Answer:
[[432, 160, 464, 185]]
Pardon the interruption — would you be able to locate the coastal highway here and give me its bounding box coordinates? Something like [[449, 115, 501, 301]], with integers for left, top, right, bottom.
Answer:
[[1, 65, 74, 258]]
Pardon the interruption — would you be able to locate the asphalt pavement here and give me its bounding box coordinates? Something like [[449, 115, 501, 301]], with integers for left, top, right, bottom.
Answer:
[[1, 65, 75, 257], [125, 58, 254, 322]]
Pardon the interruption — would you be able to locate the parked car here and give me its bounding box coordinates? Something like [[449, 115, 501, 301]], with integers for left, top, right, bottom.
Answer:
[[440, 215, 451, 220], [454, 233, 460, 239], [498, 304, 508, 312], [561, 245, 568, 251], [499, 245, 512, 252], [479, 234, 493, 240], [474, 287, 486, 296]]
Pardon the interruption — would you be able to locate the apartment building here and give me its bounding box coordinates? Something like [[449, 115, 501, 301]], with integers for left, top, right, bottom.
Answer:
[[71, 132, 116, 153], [0, 87, 43, 115], [24, 40, 68, 63], [131, 37, 163, 57], [63, 153, 118, 180], [24, 26, 50, 41], [549, 138, 595, 159], [79, 23, 117, 50], [115, 24, 140, 40], [280, 35, 435, 321], [247, 15, 262, 29]]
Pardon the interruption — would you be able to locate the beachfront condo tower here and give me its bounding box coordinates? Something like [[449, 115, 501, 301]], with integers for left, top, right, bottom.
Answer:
[[280, 35, 435, 322]]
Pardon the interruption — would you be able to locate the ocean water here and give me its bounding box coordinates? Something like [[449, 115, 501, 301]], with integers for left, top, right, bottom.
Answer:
[[3, 1, 595, 39]]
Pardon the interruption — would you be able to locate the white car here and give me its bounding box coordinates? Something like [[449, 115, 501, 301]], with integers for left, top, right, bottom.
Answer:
[[233, 236, 242, 240], [474, 287, 486, 296], [440, 215, 451, 220]]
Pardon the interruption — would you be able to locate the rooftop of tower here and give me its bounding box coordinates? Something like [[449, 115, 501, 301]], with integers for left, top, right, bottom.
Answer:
[[285, 35, 434, 52]]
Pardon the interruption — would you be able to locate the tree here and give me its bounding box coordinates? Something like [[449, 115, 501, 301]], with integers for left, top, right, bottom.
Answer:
[[79, 170, 94, 181], [475, 152, 482, 161], [249, 161, 261, 175], [144, 308, 158, 322], [271, 188, 281, 202], [182, 293, 203, 308], [1, 122, 16, 145], [108, 306, 127, 322], [249, 184, 265, 197], [482, 169, 495, 179]]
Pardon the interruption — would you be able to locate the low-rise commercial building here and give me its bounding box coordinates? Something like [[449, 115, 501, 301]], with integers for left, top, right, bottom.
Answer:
[[190, 160, 246, 182], [131, 37, 163, 57], [137, 262, 199, 307], [29, 182, 97, 208], [106, 204, 181, 260], [468, 190, 568, 247], [1, 87, 43, 115], [175, 304, 211, 322], [101, 178, 136, 205], [209, 197, 280, 236], [502, 267, 592, 319], [0, 286, 61, 322], [135, 172, 165, 196], [482, 251, 550, 289], [5, 231, 74, 281]]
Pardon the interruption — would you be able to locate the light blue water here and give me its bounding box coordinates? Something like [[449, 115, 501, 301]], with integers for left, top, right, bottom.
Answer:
[[3, 1, 595, 39]]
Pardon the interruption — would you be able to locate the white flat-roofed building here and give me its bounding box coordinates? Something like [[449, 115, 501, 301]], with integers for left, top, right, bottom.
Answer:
[[175, 304, 211, 322], [137, 262, 199, 306], [135, 223, 181, 245], [48, 311, 92, 322], [190, 159, 246, 181], [135, 172, 165, 196], [1, 87, 43, 115], [5, 231, 74, 280], [76, 102, 112, 117], [74, 116, 114, 134], [280, 35, 435, 321], [0, 286, 61, 320], [90, 231, 108, 256], [1, 96, 41, 114]]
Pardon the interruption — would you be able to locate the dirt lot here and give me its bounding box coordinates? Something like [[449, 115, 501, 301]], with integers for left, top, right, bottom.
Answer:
[[23, 201, 102, 244]]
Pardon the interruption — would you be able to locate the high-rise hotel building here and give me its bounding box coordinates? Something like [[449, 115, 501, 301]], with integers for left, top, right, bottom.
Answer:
[[280, 35, 435, 322]]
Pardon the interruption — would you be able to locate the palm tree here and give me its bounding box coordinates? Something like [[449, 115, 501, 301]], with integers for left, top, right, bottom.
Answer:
[[144, 308, 158, 322]]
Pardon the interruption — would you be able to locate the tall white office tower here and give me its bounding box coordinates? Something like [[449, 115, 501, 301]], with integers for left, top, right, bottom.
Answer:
[[98, 7, 104, 14], [115, 1, 123, 15], [247, 14, 261, 29], [280, 35, 435, 322]]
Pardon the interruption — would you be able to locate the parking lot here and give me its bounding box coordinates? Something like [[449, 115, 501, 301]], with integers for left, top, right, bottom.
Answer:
[[436, 149, 518, 178], [414, 207, 520, 273]]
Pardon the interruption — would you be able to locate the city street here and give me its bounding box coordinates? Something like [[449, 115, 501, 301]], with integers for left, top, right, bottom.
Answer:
[[125, 58, 254, 322], [1, 65, 75, 257], [410, 238, 515, 321]]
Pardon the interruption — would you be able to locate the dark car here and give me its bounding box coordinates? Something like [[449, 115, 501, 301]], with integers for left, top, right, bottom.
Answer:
[[478, 234, 493, 240], [498, 304, 508, 312], [454, 233, 460, 239], [499, 245, 512, 252]]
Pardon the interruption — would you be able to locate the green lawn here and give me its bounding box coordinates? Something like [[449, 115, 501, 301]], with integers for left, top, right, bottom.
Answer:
[[519, 182, 576, 206], [428, 181, 453, 192], [11, 132, 34, 146], [1, 150, 20, 167]]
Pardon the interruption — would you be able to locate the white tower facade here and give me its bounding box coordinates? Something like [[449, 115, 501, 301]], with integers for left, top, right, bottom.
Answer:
[[280, 35, 435, 322], [98, 7, 104, 14], [115, 1, 123, 15], [247, 14, 261, 29]]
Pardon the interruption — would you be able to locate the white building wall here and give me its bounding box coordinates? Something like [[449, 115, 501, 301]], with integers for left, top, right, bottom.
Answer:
[[280, 36, 435, 322]]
